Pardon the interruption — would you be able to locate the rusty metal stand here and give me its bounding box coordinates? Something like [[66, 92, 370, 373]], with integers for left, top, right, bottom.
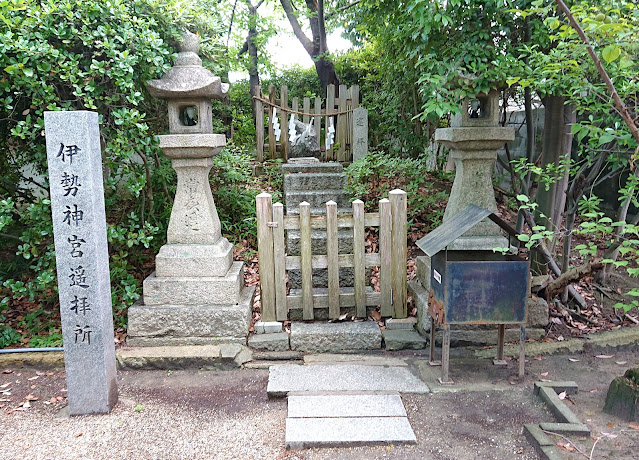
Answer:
[[493, 324, 507, 366], [428, 317, 441, 366], [519, 325, 526, 379], [438, 324, 454, 385]]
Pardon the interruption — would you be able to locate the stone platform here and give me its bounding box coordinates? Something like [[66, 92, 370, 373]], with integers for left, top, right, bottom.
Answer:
[[289, 321, 382, 353]]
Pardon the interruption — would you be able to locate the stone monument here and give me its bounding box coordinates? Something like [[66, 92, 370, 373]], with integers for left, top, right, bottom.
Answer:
[[45, 110, 118, 415], [352, 107, 369, 162], [127, 32, 254, 345]]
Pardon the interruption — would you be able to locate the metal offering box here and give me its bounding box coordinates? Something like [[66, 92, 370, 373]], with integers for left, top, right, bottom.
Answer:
[[416, 204, 529, 384]]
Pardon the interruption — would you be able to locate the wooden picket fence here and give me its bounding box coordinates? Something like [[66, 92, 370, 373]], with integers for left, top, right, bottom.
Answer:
[[256, 190, 408, 322], [254, 84, 360, 163]]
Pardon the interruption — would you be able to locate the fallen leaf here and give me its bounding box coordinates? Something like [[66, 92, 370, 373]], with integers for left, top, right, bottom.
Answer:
[[557, 335, 565, 341], [589, 389, 599, 393], [601, 432, 618, 439], [25, 394, 38, 401], [50, 397, 57, 404], [371, 310, 381, 321], [540, 378, 552, 382], [568, 358, 580, 362], [0, 383, 10, 388], [629, 422, 639, 431], [607, 422, 615, 429], [615, 361, 627, 365], [21, 400, 31, 409], [558, 391, 567, 400], [541, 372, 549, 377], [27, 376, 39, 381], [596, 355, 614, 359], [74, 433, 82, 438], [534, 356, 543, 361], [2, 370, 13, 374]]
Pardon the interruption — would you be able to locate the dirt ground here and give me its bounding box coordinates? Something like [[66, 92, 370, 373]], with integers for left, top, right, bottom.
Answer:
[[1, 345, 638, 460]]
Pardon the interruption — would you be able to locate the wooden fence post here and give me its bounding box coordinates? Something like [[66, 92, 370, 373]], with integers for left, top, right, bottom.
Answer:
[[281, 85, 289, 162], [299, 201, 314, 320], [337, 84, 347, 161], [273, 202, 287, 321], [389, 189, 407, 318], [303, 97, 310, 124], [353, 199, 366, 318], [314, 97, 322, 147], [326, 200, 340, 319], [256, 193, 275, 322], [379, 198, 392, 317], [326, 84, 335, 161], [268, 85, 276, 159], [255, 84, 264, 163]]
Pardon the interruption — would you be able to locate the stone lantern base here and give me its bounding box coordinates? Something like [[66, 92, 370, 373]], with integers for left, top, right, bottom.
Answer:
[[126, 261, 254, 346]]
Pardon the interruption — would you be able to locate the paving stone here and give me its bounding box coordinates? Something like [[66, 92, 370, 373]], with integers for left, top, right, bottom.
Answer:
[[254, 321, 283, 334], [303, 354, 408, 367], [285, 417, 416, 449], [385, 317, 417, 330], [267, 364, 430, 397], [290, 321, 382, 353], [115, 344, 251, 370], [248, 332, 290, 352], [287, 394, 407, 418], [540, 445, 565, 460], [382, 329, 427, 351]]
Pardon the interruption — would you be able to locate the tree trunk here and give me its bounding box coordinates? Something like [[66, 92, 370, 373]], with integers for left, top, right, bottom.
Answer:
[[242, 1, 261, 121], [280, 0, 340, 92]]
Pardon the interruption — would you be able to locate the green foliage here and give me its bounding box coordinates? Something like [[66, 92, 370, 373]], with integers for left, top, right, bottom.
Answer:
[[210, 145, 283, 246], [0, 325, 21, 348], [345, 151, 449, 229], [28, 332, 63, 348], [0, 0, 227, 337]]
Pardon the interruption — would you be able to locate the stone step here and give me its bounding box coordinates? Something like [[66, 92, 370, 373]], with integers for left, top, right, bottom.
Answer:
[[286, 415, 416, 449], [285, 190, 349, 210], [267, 363, 430, 397], [287, 286, 376, 320], [286, 228, 354, 254], [290, 320, 381, 352], [285, 417, 416, 449], [288, 393, 407, 418], [282, 162, 344, 174], [285, 206, 352, 216], [284, 172, 346, 191]]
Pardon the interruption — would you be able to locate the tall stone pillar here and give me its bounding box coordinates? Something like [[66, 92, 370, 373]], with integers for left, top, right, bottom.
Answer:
[[127, 32, 254, 346]]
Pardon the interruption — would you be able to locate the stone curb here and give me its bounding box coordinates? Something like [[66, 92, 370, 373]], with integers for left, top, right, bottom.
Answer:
[[524, 381, 591, 460], [475, 326, 639, 359], [2, 324, 638, 369]]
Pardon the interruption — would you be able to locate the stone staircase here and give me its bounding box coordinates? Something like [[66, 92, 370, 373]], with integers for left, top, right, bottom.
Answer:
[[268, 362, 427, 449]]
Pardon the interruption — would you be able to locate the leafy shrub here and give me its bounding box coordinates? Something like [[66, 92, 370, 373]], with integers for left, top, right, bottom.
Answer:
[[0, 326, 21, 348], [0, 0, 227, 335]]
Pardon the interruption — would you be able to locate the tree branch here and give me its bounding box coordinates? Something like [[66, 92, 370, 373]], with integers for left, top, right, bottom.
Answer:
[[554, 0, 639, 149], [280, 0, 314, 55]]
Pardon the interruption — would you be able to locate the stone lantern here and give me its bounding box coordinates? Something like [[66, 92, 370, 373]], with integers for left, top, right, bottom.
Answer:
[[127, 32, 253, 346], [435, 90, 514, 250]]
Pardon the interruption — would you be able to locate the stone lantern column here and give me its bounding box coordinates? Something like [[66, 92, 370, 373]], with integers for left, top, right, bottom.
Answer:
[[127, 32, 253, 346], [435, 90, 515, 250]]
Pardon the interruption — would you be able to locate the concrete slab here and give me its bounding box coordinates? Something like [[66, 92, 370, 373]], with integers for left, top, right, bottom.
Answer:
[[285, 417, 416, 449], [287, 394, 407, 418], [382, 329, 427, 351], [290, 321, 382, 353], [267, 364, 429, 397]]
